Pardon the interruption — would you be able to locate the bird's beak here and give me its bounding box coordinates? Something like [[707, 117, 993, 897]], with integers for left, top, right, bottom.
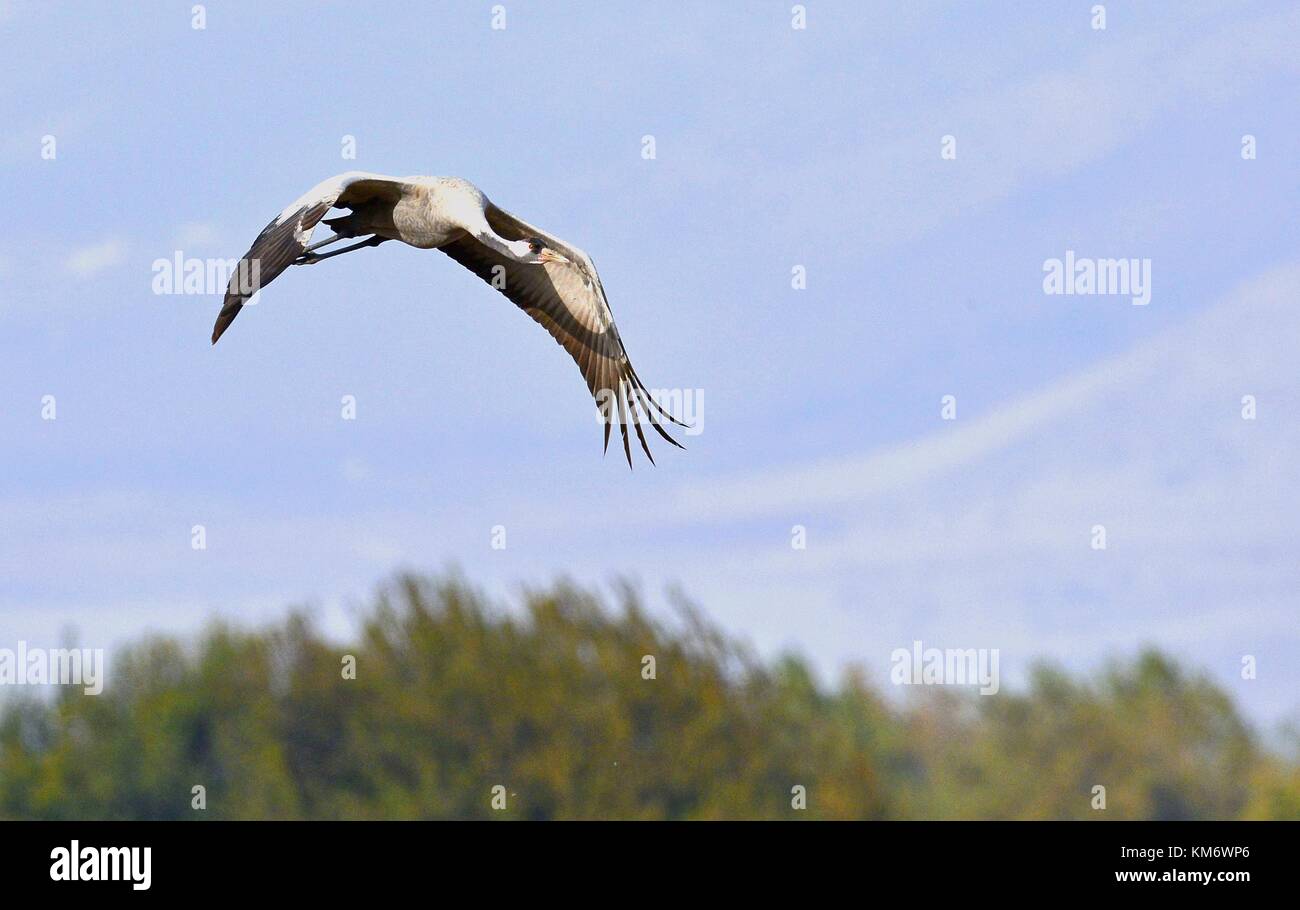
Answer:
[[539, 248, 570, 266]]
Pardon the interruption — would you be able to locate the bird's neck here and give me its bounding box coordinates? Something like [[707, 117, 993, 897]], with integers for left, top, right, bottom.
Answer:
[[475, 229, 525, 262]]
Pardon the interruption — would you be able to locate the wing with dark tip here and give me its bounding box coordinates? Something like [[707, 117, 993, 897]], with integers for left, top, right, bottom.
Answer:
[[437, 200, 687, 467], [210, 172, 409, 344]]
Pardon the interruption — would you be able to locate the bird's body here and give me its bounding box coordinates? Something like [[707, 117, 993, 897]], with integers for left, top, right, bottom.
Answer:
[[317, 174, 480, 248], [270, 173, 483, 249], [212, 172, 685, 465]]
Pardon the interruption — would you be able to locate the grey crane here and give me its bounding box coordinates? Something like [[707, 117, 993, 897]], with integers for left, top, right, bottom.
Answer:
[[212, 171, 685, 465]]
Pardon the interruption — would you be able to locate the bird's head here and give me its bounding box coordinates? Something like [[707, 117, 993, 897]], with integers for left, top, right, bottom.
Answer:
[[511, 236, 570, 266]]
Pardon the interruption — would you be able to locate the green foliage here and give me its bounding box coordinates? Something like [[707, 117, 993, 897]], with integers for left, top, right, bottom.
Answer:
[[1, 574, 1295, 819]]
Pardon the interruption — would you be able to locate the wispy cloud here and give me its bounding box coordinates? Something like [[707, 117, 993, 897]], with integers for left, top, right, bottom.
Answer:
[[172, 222, 221, 248], [663, 263, 1299, 526], [663, 359, 1134, 525], [797, 4, 1300, 248], [65, 238, 126, 277]]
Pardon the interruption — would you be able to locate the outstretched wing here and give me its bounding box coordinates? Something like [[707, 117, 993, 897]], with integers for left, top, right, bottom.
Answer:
[[438, 201, 686, 467], [211, 171, 408, 343]]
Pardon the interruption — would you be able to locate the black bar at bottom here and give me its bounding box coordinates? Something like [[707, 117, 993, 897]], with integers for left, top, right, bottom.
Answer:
[[2, 820, 1288, 896]]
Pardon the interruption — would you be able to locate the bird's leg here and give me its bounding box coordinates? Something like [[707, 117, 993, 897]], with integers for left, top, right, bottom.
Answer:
[[294, 235, 387, 265], [302, 232, 344, 253]]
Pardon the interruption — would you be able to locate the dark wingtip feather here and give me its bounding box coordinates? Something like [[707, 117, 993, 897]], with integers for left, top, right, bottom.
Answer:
[[648, 419, 685, 450], [628, 391, 656, 465], [630, 384, 685, 451], [620, 419, 633, 469], [625, 362, 692, 428], [615, 387, 633, 469], [659, 428, 685, 450], [211, 290, 246, 344]]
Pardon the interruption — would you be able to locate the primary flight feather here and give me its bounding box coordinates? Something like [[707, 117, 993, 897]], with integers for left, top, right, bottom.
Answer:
[[212, 171, 685, 466]]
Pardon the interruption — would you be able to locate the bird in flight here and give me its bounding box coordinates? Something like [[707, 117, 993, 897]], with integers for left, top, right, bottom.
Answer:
[[211, 171, 685, 465]]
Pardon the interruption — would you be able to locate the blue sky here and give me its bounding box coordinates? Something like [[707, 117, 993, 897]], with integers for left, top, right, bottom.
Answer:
[[2, 2, 1298, 726]]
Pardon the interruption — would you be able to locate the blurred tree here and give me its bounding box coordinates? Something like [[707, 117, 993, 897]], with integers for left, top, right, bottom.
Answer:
[[0, 573, 1294, 820]]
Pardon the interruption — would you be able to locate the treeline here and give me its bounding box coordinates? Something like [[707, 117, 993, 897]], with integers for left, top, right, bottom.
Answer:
[[1, 574, 1296, 819]]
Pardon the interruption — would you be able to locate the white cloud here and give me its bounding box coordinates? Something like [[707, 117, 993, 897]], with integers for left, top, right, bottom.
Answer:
[[341, 457, 371, 484], [173, 222, 221, 247], [65, 238, 127, 277]]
